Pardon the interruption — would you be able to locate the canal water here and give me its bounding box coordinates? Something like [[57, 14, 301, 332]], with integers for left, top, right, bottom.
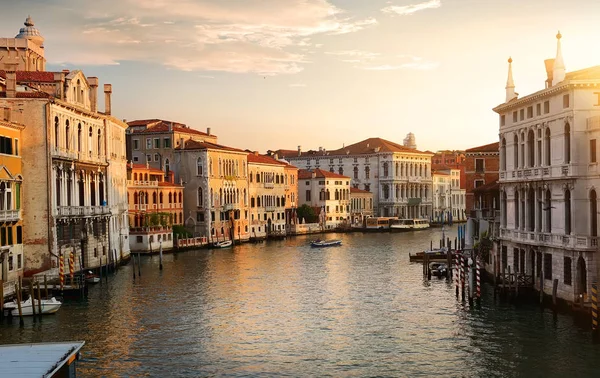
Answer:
[[1, 227, 600, 377]]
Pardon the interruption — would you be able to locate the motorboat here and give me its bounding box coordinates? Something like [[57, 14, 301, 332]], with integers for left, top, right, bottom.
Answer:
[[390, 218, 431, 232], [409, 247, 449, 262], [429, 262, 448, 277], [213, 240, 233, 248], [310, 239, 342, 248], [85, 271, 100, 284], [4, 296, 62, 316]]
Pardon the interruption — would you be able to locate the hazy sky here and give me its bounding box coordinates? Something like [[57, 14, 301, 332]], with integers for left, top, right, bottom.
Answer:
[[3, 0, 600, 153]]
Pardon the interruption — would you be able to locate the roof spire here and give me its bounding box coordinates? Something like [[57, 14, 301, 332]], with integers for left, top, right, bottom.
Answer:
[[552, 31, 565, 86], [505, 57, 517, 102]]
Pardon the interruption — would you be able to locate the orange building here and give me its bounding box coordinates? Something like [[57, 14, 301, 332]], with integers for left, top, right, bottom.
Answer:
[[126, 163, 183, 251]]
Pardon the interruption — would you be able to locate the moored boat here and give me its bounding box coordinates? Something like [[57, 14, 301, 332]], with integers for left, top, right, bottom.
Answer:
[[213, 240, 233, 248], [409, 247, 449, 262], [85, 271, 100, 284], [310, 239, 342, 248], [429, 262, 448, 277], [4, 296, 62, 316]]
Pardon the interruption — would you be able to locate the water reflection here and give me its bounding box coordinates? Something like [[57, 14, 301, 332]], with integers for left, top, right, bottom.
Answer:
[[1, 227, 599, 376]]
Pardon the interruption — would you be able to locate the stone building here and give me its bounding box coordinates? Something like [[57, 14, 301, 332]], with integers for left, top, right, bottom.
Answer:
[[297, 169, 351, 228], [282, 162, 299, 226], [0, 17, 130, 274], [172, 140, 249, 242], [276, 137, 433, 218], [432, 166, 466, 223], [126, 119, 217, 171], [0, 103, 24, 283], [495, 32, 600, 303], [465, 142, 499, 214], [349, 187, 373, 227], [247, 152, 287, 239], [127, 163, 183, 252]]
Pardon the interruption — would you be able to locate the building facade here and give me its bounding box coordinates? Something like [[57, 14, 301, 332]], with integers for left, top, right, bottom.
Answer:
[[432, 167, 466, 223], [495, 33, 600, 302], [173, 140, 250, 242], [297, 169, 351, 228], [350, 187, 373, 227], [465, 142, 499, 214], [277, 137, 433, 218], [247, 153, 287, 239], [283, 162, 299, 226], [0, 17, 130, 275]]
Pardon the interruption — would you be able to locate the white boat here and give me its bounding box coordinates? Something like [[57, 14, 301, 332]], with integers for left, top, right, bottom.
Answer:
[[311, 239, 342, 248], [86, 271, 100, 284], [4, 297, 62, 316], [390, 218, 430, 231], [213, 240, 233, 248]]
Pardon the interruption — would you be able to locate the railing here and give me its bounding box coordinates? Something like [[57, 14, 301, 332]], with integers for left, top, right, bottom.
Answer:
[[265, 206, 277, 212], [223, 203, 239, 211], [502, 165, 571, 182], [264, 182, 275, 189], [133, 204, 147, 211], [127, 180, 159, 186], [57, 206, 110, 216], [0, 209, 21, 222], [500, 227, 598, 250]]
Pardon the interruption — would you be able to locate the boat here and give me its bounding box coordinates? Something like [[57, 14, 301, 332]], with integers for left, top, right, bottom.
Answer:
[[4, 296, 62, 316], [213, 240, 233, 248], [409, 247, 449, 262], [390, 218, 430, 231], [310, 239, 342, 248], [85, 271, 100, 284], [429, 262, 448, 277]]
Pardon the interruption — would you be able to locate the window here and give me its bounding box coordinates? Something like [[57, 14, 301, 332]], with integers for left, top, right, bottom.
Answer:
[[133, 156, 139, 162], [536, 103, 541, 116], [0, 137, 13, 155], [591, 139, 597, 163], [564, 257, 572, 285], [353, 166, 358, 179], [306, 190, 311, 201], [519, 109, 524, 121], [544, 101, 550, 114], [474, 179, 484, 188], [163, 138, 171, 148], [563, 94, 570, 108], [136, 236, 143, 243], [146, 155, 151, 162], [133, 139, 140, 150], [154, 138, 160, 149], [500, 115, 505, 126], [8, 254, 12, 271], [16, 225, 22, 244], [365, 166, 370, 179], [475, 158, 484, 173], [146, 138, 152, 149], [196, 212, 205, 222], [544, 253, 552, 279], [527, 106, 533, 118], [17, 254, 21, 269], [338, 167, 343, 175], [512, 111, 517, 122], [154, 153, 159, 162], [197, 158, 203, 175], [14, 139, 18, 156]]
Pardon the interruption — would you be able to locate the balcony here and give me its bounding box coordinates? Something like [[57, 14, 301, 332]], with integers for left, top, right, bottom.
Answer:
[[265, 206, 277, 212], [0, 209, 21, 222], [127, 180, 159, 187], [469, 208, 500, 221], [56, 206, 111, 217], [500, 227, 598, 250], [501, 165, 574, 183], [264, 182, 275, 189], [224, 203, 239, 211]]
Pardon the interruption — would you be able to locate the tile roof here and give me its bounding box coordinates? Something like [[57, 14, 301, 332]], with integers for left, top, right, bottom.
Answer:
[[298, 168, 350, 180], [158, 181, 183, 187], [128, 164, 166, 174], [431, 164, 460, 171], [433, 171, 450, 176], [465, 142, 499, 153], [127, 119, 212, 137], [0, 70, 56, 82], [247, 153, 287, 166], [277, 137, 430, 158], [350, 187, 371, 194], [473, 181, 499, 193], [178, 139, 245, 153], [565, 65, 600, 81]]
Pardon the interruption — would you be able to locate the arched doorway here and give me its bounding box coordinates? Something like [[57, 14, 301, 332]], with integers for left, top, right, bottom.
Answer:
[[576, 256, 587, 302]]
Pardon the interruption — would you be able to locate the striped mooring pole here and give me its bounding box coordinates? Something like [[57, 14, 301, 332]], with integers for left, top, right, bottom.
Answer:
[[455, 252, 459, 298], [59, 253, 64, 291], [460, 254, 465, 301], [69, 251, 75, 285], [476, 258, 482, 304], [592, 282, 598, 336]]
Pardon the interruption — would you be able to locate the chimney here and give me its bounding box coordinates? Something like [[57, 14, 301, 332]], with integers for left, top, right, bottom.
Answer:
[[88, 77, 98, 113], [103, 84, 112, 115], [182, 139, 186, 149], [53, 72, 66, 100], [207, 127, 211, 135], [253, 151, 259, 156], [62, 69, 70, 74], [544, 59, 554, 88], [298, 145, 301, 156], [274, 153, 279, 160], [5, 71, 16, 98]]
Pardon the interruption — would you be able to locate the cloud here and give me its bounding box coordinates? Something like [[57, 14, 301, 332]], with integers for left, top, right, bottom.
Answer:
[[362, 61, 438, 70], [382, 0, 441, 16], [37, 0, 377, 75], [289, 83, 307, 87], [327, 51, 438, 70]]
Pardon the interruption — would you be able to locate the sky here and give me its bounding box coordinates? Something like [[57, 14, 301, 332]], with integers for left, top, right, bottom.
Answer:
[[3, 0, 600, 153]]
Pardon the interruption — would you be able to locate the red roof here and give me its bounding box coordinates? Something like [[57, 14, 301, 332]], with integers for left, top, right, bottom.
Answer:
[[0, 70, 56, 83], [466, 142, 499, 153], [158, 181, 183, 187], [127, 119, 212, 138], [247, 153, 287, 166], [277, 137, 430, 158], [350, 187, 371, 194], [178, 139, 245, 153], [128, 163, 165, 174], [298, 168, 350, 180]]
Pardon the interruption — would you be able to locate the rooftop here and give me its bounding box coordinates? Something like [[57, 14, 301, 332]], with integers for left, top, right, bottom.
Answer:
[[277, 137, 430, 158], [350, 187, 371, 194], [0, 341, 84, 378], [465, 142, 499, 153], [298, 168, 350, 180], [178, 139, 245, 153], [247, 152, 287, 166], [127, 119, 212, 138]]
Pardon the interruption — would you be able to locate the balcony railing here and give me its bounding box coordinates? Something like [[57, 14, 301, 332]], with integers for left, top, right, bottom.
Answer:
[[264, 182, 275, 189], [56, 206, 110, 217], [501, 165, 573, 183], [500, 227, 598, 250], [0, 209, 21, 222], [265, 206, 277, 212], [127, 180, 159, 186]]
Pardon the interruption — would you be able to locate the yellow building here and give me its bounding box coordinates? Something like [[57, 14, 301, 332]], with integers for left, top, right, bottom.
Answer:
[[283, 163, 299, 226], [127, 163, 183, 252], [0, 104, 23, 283], [173, 140, 249, 243]]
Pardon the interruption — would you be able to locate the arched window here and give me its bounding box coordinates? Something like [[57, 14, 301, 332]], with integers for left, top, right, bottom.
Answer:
[[545, 189, 552, 233], [77, 124, 82, 152], [65, 120, 70, 149], [513, 134, 519, 170], [500, 138, 506, 170], [565, 189, 571, 234], [99, 175, 104, 205], [365, 166, 370, 179], [178, 192, 182, 203], [544, 128, 551, 166], [165, 158, 170, 173], [90, 175, 96, 206], [383, 184, 389, 200], [168, 192, 172, 204], [257, 196, 261, 207], [395, 162, 399, 177], [152, 192, 157, 204], [159, 192, 163, 204], [338, 167, 343, 175], [353, 166, 358, 179], [564, 123, 571, 164], [501, 191, 507, 227], [197, 158, 203, 176], [97, 130, 102, 156], [527, 130, 535, 168], [591, 190, 598, 237], [514, 190, 519, 229], [383, 162, 389, 177], [197, 187, 203, 207], [256, 173, 260, 183], [88, 127, 93, 154], [54, 117, 59, 148]]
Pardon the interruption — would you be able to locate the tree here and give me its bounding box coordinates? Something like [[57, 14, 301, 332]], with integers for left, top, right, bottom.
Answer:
[[296, 204, 318, 223]]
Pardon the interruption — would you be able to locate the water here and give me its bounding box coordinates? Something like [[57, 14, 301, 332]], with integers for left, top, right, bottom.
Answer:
[[1, 227, 599, 377]]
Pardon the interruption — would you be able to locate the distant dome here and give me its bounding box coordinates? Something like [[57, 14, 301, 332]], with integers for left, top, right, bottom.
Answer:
[[15, 16, 44, 46]]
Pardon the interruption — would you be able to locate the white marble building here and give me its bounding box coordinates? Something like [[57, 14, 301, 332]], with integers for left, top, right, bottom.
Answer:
[[496, 32, 600, 303], [297, 169, 350, 228], [432, 167, 466, 223]]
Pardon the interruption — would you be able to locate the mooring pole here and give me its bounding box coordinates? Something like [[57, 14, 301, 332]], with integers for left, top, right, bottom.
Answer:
[[476, 258, 481, 306], [592, 282, 598, 339], [159, 238, 163, 271]]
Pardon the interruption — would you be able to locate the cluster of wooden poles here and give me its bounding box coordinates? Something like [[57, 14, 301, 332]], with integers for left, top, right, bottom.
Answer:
[[0, 277, 49, 327]]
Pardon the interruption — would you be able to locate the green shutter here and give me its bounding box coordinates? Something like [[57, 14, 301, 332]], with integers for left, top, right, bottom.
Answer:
[[15, 183, 20, 209]]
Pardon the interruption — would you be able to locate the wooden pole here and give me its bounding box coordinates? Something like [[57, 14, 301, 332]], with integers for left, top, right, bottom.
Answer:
[[552, 278, 558, 307], [507, 266, 512, 299], [132, 252, 136, 280], [446, 248, 451, 281], [0, 279, 3, 319], [455, 252, 459, 298], [502, 265, 506, 295], [476, 258, 481, 306], [29, 280, 36, 317], [137, 253, 141, 277], [36, 282, 42, 317], [159, 238, 163, 271], [592, 282, 598, 337], [461, 254, 465, 301], [539, 268, 545, 305], [99, 255, 103, 282], [43, 275, 49, 298], [515, 270, 519, 297], [15, 283, 23, 326]]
